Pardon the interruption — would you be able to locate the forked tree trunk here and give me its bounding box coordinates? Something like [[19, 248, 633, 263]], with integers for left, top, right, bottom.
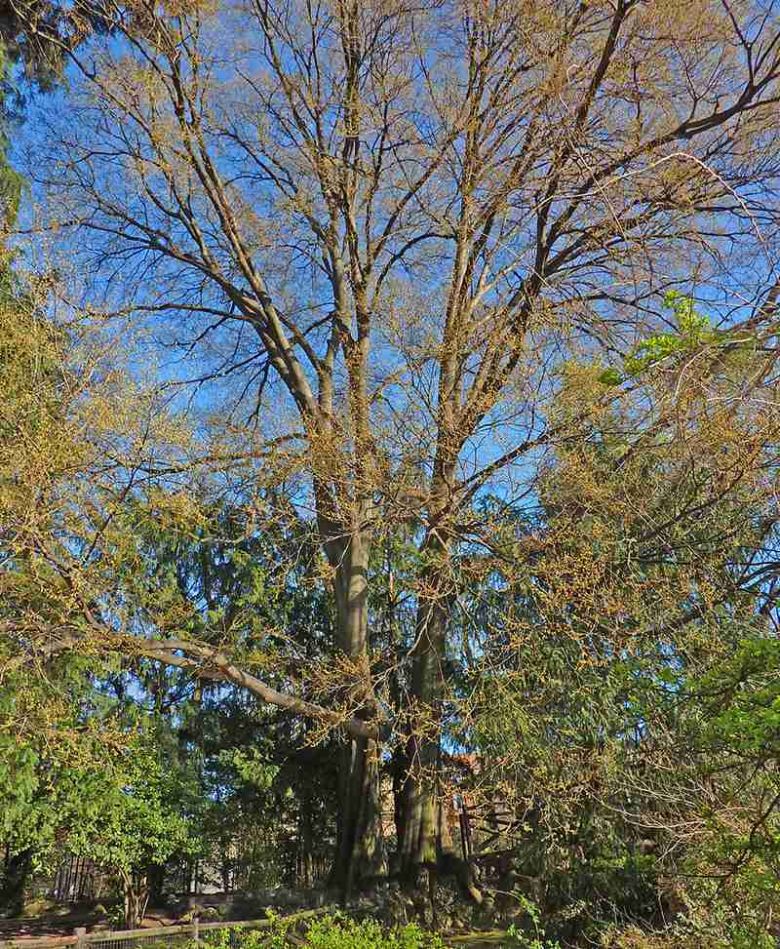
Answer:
[[328, 532, 385, 896], [121, 869, 149, 930]]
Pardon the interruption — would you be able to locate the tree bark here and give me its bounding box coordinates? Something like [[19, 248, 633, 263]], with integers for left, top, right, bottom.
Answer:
[[328, 531, 385, 897], [121, 870, 149, 930], [331, 731, 384, 897], [398, 589, 451, 887], [396, 522, 481, 905]]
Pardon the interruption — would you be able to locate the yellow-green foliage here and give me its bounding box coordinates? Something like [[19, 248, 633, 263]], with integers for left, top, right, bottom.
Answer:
[[201, 916, 446, 949], [623, 291, 716, 376]]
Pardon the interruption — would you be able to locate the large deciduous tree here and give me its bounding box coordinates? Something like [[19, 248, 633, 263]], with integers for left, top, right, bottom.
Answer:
[[19, 0, 780, 894]]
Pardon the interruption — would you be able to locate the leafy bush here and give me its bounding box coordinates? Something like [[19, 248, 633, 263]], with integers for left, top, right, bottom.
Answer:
[[300, 915, 445, 948], [505, 896, 562, 949], [202, 915, 446, 949]]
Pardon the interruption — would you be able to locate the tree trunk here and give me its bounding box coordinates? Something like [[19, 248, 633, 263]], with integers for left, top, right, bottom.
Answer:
[[328, 530, 385, 897], [396, 533, 482, 907], [297, 791, 314, 888], [121, 870, 149, 930], [398, 591, 450, 887], [0, 847, 32, 917], [331, 731, 384, 896]]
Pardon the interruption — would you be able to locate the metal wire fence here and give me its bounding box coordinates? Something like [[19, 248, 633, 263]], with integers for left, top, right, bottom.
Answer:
[[80, 929, 197, 949]]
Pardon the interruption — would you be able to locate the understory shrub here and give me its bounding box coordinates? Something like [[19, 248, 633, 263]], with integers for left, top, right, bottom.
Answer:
[[202, 914, 446, 949]]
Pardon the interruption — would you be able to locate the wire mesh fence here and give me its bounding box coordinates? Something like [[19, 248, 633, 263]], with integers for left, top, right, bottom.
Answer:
[[80, 929, 198, 949]]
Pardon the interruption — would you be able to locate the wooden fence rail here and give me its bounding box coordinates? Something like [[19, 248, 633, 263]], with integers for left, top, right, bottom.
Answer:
[[0, 910, 327, 949]]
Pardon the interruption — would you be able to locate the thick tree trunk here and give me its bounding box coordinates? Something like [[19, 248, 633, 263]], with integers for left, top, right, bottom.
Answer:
[[332, 732, 384, 896], [396, 530, 482, 907], [398, 592, 450, 886], [328, 531, 385, 897]]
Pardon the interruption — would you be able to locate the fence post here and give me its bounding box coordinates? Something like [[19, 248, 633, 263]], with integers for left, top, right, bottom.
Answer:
[[74, 926, 87, 949], [193, 917, 200, 946]]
